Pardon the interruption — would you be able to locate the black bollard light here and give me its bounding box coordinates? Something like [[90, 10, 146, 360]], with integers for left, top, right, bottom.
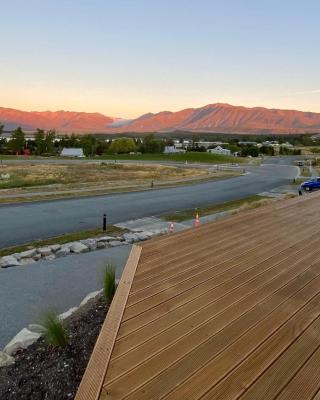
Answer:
[[299, 190, 302, 196], [103, 213, 107, 231]]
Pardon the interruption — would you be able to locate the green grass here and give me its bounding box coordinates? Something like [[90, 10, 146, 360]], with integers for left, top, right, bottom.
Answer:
[[0, 178, 59, 189], [43, 311, 69, 347], [98, 152, 245, 164], [103, 264, 116, 305], [0, 225, 125, 257], [161, 195, 269, 222]]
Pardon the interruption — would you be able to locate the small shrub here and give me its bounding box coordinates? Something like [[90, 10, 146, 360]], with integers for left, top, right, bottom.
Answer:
[[103, 264, 116, 304], [43, 311, 69, 347]]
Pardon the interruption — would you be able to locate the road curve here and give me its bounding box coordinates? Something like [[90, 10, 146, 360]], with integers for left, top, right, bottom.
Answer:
[[0, 160, 298, 248]]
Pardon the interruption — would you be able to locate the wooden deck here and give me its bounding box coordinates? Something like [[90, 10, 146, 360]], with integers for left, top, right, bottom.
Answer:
[[76, 193, 320, 400]]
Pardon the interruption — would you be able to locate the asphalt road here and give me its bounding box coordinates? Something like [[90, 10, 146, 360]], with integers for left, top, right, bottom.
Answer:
[[0, 158, 298, 248], [0, 245, 131, 349]]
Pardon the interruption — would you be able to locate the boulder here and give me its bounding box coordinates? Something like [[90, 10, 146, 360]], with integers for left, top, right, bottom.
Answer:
[[80, 238, 97, 250], [37, 247, 52, 257], [49, 244, 61, 252], [70, 242, 89, 254], [135, 232, 149, 241], [97, 236, 116, 242], [20, 248, 37, 258], [20, 257, 36, 265], [11, 253, 22, 261], [80, 290, 102, 307], [33, 253, 42, 261], [109, 240, 123, 247], [55, 247, 71, 258], [0, 351, 14, 367], [4, 328, 41, 356], [96, 241, 106, 249], [44, 254, 55, 261], [58, 307, 78, 320], [123, 233, 139, 243], [0, 256, 21, 268], [27, 324, 46, 334]]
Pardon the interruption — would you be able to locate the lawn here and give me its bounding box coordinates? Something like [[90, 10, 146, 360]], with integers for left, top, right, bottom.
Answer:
[[161, 195, 270, 222], [99, 152, 245, 164]]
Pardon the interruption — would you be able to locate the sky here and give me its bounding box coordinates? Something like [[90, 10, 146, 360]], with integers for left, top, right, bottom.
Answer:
[[1, 0, 320, 118]]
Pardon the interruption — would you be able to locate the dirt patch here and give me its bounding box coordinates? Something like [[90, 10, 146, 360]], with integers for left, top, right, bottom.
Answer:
[[0, 295, 107, 400]]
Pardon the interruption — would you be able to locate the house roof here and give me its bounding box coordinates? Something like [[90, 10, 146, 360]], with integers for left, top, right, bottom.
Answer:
[[61, 147, 84, 156], [76, 192, 320, 400]]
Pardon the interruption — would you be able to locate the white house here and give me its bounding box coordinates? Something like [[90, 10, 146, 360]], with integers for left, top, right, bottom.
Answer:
[[207, 146, 231, 156], [164, 146, 186, 154], [61, 148, 85, 157]]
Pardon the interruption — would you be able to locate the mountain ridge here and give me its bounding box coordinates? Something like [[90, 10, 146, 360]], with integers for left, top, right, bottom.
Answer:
[[1, 103, 320, 134]]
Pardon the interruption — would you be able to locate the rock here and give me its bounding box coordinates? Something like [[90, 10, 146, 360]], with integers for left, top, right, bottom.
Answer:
[[135, 232, 149, 241], [20, 257, 36, 265], [70, 242, 89, 254], [4, 328, 41, 356], [27, 324, 46, 334], [123, 233, 139, 243], [49, 244, 61, 252], [80, 290, 102, 307], [11, 253, 22, 261], [109, 240, 123, 247], [33, 253, 42, 261], [0, 256, 21, 268], [97, 236, 116, 242], [44, 254, 55, 261], [37, 247, 52, 257], [96, 241, 106, 249], [80, 238, 97, 250], [20, 248, 37, 258], [58, 307, 78, 320], [55, 247, 71, 257], [0, 351, 14, 367]]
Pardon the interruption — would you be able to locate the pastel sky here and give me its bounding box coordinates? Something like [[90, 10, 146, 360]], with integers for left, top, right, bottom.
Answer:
[[1, 0, 320, 118]]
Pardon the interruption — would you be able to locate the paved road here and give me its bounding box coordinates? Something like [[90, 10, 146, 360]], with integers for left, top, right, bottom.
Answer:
[[0, 159, 298, 248], [0, 245, 131, 349]]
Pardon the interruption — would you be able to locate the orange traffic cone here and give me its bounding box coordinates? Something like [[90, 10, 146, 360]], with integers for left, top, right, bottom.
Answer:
[[169, 222, 174, 233], [195, 213, 200, 228]]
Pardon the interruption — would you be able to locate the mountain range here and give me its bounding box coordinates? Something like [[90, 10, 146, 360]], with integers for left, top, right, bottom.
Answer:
[[2, 103, 320, 135]]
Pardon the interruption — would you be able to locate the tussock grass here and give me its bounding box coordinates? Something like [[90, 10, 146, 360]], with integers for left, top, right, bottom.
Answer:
[[103, 264, 116, 305], [43, 311, 69, 347]]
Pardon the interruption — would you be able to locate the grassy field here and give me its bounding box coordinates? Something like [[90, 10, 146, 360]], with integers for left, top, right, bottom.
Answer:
[[0, 162, 213, 191], [0, 225, 126, 257], [161, 195, 271, 222], [99, 152, 245, 164]]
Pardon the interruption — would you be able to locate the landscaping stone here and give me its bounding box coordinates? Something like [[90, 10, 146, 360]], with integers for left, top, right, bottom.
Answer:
[[0, 351, 14, 367], [109, 240, 122, 247], [20, 249, 38, 259], [4, 328, 41, 356], [49, 244, 61, 252], [135, 232, 149, 241], [11, 253, 22, 261], [27, 324, 46, 334], [0, 256, 21, 268], [80, 290, 102, 307], [96, 241, 106, 249], [70, 242, 89, 254], [80, 239, 97, 250], [44, 254, 56, 261], [56, 247, 71, 257], [37, 247, 52, 257], [123, 233, 139, 243], [97, 236, 116, 242], [33, 253, 42, 261], [58, 307, 78, 321], [20, 257, 36, 266]]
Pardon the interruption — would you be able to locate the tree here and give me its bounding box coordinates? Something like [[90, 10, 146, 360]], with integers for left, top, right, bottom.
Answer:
[[9, 127, 25, 154], [80, 135, 98, 157], [140, 134, 165, 153], [45, 130, 56, 154], [109, 138, 136, 154], [35, 129, 45, 155], [0, 123, 3, 137]]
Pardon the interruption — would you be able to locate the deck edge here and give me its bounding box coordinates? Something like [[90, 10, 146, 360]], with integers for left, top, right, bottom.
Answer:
[[75, 244, 142, 400]]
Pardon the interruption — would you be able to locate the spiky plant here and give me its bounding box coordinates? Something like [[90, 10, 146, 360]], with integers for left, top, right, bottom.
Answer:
[[43, 311, 69, 347], [103, 264, 116, 305]]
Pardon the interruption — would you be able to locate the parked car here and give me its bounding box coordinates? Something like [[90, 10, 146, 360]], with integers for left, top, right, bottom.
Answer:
[[295, 160, 305, 166], [301, 177, 320, 191]]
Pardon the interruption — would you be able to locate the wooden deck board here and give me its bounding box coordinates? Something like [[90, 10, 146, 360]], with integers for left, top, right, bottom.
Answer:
[[75, 192, 320, 400]]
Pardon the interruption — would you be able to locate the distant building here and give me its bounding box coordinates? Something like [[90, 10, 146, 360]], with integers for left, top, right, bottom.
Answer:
[[61, 148, 85, 157], [207, 146, 231, 155], [238, 141, 257, 146], [164, 146, 186, 154], [195, 141, 226, 149]]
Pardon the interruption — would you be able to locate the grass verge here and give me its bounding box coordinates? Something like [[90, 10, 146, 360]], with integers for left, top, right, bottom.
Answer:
[[0, 225, 126, 257], [161, 195, 270, 222]]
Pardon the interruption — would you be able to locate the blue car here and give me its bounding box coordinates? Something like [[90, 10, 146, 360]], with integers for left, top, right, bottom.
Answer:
[[301, 177, 320, 191]]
